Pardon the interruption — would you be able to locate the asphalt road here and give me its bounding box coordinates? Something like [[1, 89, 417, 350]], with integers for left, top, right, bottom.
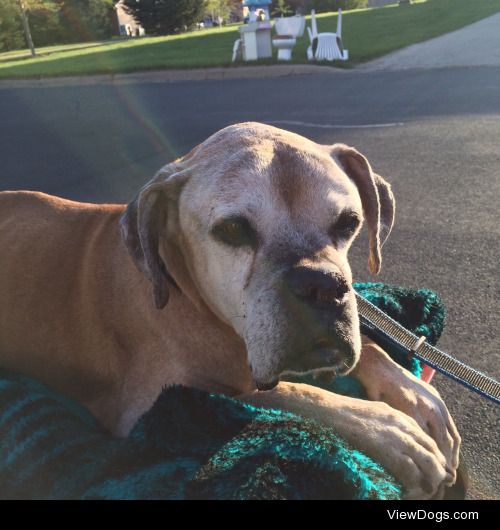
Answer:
[[0, 66, 499, 499]]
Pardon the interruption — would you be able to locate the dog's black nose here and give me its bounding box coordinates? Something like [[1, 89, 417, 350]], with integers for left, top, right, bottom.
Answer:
[[285, 266, 349, 309]]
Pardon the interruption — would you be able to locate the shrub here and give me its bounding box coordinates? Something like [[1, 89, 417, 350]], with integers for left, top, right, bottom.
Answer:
[[123, 0, 206, 35]]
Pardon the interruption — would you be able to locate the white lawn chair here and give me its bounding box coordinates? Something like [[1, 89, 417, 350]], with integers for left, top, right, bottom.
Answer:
[[307, 9, 348, 62]]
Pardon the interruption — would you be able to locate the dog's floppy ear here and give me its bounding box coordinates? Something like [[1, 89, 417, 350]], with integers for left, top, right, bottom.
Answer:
[[330, 144, 395, 275], [120, 164, 189, 309]]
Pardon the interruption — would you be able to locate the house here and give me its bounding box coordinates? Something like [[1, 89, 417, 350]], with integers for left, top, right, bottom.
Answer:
[[113, 0, 146, 37]]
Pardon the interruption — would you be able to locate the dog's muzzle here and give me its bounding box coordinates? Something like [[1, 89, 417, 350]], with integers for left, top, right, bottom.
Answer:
[[254, 267, 358, 391]]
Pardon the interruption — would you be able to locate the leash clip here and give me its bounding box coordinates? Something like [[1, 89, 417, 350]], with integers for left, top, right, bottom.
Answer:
[[409, 335, 426, 356]]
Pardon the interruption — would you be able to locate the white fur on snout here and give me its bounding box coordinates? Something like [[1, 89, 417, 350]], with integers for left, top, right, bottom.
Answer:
[[177, 202, 253, 331]]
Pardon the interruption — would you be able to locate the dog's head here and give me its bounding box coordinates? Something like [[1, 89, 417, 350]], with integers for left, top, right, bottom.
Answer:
[[121, 123, 395, 390]]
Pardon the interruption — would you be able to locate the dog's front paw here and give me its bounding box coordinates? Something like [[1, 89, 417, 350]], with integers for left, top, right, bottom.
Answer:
[[358, 340, 461, 490], [379, 377, 460, 489], [241, 382, 453, 499], [349, 401, 453, 499]]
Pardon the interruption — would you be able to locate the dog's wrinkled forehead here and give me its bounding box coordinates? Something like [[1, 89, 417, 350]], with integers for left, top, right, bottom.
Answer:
[[184, 122, 359, 217]]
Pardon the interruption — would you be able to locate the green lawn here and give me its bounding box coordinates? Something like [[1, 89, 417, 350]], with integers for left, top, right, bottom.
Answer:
[[1, 0, 499, 79], [0, 41, 115, 62]]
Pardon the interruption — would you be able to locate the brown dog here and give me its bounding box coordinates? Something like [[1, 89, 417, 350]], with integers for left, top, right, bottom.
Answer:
[[0, 123, 459, 499]]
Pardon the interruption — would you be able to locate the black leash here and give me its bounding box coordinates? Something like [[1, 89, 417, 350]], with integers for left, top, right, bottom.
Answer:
[[356, 292, 500, 405]]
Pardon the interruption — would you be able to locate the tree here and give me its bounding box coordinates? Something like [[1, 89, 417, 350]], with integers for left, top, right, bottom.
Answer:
[[52, 0, 115, 44], [18, 0, 36, 56], [272, 0, 293, 17], [0, 0, 115, 52], [0, 1, 25, 52], [25, 0, 59, 48], [123, 0, 206, 35], [204, 0, 231, 24]]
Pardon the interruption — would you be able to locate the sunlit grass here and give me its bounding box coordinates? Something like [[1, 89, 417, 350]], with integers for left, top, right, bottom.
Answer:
[[0, 41, 117, 61], [0, 26, 240, 78], [1, 0, 499, 79]]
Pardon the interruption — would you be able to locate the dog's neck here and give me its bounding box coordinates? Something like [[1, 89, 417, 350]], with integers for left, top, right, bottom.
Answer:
[[57, 209, 256, 435], [156, 282, 254, 396]]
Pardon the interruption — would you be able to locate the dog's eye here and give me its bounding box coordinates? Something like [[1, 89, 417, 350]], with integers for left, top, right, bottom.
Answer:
[[330, 211, 361, 240], [211, 217, 257, 248]]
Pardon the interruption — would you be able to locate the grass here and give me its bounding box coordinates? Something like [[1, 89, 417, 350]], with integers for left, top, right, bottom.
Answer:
[[0, 41, 116, 62], [294, 0, 500, 64], [1, 0, 499, 79]]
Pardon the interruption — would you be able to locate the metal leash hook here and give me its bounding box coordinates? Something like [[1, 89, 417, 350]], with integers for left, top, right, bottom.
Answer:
[[410, 335, 426, 355], [355, 292, 500, 405]]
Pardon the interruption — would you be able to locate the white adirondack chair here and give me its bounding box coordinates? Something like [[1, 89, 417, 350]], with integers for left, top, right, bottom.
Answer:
[[307, 9, 348, 62]]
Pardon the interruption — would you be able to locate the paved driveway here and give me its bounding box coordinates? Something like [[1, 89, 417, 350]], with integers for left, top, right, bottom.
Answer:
[[364, 13, 500, 70]]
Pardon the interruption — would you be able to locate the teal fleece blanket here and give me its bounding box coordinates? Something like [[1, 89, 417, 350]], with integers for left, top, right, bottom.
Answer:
[[0, 283, 445, 500]]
